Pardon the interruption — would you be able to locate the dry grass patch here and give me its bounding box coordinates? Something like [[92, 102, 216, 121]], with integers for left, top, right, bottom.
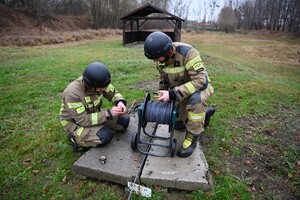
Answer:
[[0, 29, 122, 47], [182, 31, 300, 68], [182, 32, 270, 45], [243, 45, 300, 67]]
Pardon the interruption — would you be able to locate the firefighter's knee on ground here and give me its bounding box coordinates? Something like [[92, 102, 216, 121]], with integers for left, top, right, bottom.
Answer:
[[96, 126, 114, 147], [117, 114, 130, 130]]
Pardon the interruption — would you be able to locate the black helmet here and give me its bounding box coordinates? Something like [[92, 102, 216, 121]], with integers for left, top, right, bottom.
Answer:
[[144, 31, 173, 60], [83, 62, 111, 88]]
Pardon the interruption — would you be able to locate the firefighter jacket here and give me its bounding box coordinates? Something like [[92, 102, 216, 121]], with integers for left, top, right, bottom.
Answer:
[[60, 76, 126, 131], [156, 42, 211, 102]]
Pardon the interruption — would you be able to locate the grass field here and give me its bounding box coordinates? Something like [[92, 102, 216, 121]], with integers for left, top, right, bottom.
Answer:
[[0, 31, 299, 200]]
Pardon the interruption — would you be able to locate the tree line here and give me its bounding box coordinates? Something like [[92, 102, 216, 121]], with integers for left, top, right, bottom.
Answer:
[[1, 0, 299, 33], [0, 0, 171, 29], [219, 0, 300, 33]]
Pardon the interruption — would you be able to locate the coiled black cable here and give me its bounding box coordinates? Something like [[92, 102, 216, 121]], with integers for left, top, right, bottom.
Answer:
[[144, 100, 173, 125]]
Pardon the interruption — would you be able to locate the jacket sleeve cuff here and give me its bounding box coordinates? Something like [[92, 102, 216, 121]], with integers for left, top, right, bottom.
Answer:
[[169, 89, 177, 100], [106, 109, 113, 120], [116, 99, 127, 106]]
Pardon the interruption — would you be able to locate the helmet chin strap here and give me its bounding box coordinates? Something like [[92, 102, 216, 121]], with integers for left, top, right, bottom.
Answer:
[[162, 48, 173, 63], [82, 80, 95, 93]]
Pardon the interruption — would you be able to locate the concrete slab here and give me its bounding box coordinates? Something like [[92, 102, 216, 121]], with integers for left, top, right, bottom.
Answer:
[[73, 114, 143, 185], [73, 113, 211, 191], [140, 125, 212, 191]]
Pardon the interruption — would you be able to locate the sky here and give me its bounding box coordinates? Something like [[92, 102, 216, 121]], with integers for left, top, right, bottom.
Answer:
[[167, 0, 227, 22], [188, 0, 225, 21]]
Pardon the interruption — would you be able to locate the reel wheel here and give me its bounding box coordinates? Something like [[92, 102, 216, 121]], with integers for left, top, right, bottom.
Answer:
[[131, 132, 138, 151], [170, 139, 177, 157], [141, 93, 151, 128]]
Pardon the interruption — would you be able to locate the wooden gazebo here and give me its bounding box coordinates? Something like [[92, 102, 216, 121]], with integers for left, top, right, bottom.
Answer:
[[120, 3, 184, 46]]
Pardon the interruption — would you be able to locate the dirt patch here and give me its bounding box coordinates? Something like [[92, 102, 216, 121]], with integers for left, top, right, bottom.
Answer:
[[202, 105, 300, 199], [126, 79, 160, 92]]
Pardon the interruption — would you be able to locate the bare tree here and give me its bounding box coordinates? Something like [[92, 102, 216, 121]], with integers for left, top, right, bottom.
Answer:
[[55, 0, 89, 16], [3, 0, 298, 32], [218, 5, 235, 32], [202, 1, 208, 24], [3, 0, 67, 26], [169, 0, 191, 29], [287, 0, 300, 32], [235, 0, 300, 32], [87, 0, 140, 29], [232, 0, 243, 29], [209, 0, 220, 22], [25, 0, 65, 26], [140, 0, 169, 10]]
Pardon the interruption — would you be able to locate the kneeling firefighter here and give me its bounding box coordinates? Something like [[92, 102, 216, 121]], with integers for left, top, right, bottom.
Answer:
[[144, 31, 215, 158], [59, 62, 130, 152]]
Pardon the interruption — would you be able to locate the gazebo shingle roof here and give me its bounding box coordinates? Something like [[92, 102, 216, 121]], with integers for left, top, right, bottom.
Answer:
[[120, 3, 184, 21]]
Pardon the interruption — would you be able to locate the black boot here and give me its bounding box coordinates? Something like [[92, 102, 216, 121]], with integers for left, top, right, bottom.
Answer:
[[177, 133, 200, 158], [204, 107, 215, 127], [67, 133, 85, 153]]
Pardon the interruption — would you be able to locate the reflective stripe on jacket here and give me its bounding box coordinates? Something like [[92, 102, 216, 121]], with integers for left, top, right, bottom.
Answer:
[[156, 42, 211, 100], [59, 76, 126, 128]]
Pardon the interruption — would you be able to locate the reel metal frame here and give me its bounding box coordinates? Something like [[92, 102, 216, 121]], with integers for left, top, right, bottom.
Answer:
[[131, 93, 177, 157]]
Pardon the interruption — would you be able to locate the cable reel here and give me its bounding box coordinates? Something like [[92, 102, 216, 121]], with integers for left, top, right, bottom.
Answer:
[[131, 93, 177, 157]]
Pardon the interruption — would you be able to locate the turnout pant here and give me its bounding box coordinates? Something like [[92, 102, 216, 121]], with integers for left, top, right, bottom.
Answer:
[[176, 84, 214, 135], [64, 115, 130, 147]]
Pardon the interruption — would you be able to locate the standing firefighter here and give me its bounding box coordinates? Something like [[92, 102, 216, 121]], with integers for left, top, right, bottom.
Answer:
[[60, 62, 130, 152], [144, 31, 215, 158]]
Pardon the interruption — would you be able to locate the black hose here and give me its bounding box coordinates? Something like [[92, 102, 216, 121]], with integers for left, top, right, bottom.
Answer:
[[144, 100, 173, 124]]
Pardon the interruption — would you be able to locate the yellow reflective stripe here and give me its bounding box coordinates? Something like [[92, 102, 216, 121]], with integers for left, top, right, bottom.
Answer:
[[183, 139, 192, 148], [94, 99, 100, 107], [76, 106, 85, 114], [157, 62, 165, 67], [185, 56, 202, 70], [192, 62, 204, 71], [184, 82, 197, 94], [76, 127, 84, 136], [208, 76, 211, 82], [67, 102, 83, 109], [60, 120, 70, 126], [84, 97, 91, 103], [162, 66, 185, 74], [70, 137, 76, 143], [91, 113, 98, 125], [183, 134, 193, 148], [188, 111, 206, 122], [105, 84, 114, 92], [112, 93, 123, 102], [94, 95, 103, 107]]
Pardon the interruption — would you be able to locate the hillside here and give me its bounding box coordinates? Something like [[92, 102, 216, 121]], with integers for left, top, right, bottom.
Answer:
[[0, 4, 121, 46], [0, 4, 298, 47]]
